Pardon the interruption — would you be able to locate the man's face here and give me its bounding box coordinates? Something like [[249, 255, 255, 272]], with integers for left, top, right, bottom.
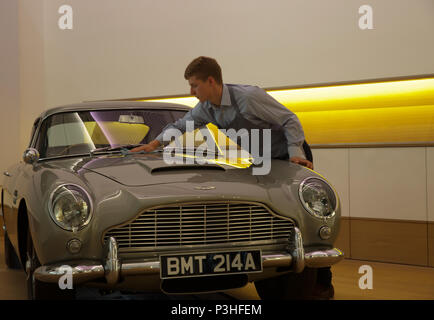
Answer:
[[188, 76, 212, 103]]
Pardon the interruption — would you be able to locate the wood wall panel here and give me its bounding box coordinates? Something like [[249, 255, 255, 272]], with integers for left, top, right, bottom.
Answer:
[[350, 218, 428, 266], [429, 223, 434, 267], [334, 217, 351, 258]]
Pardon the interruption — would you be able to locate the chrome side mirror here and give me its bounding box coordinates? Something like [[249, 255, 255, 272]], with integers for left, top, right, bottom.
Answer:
[[23, 148, 40, 164]]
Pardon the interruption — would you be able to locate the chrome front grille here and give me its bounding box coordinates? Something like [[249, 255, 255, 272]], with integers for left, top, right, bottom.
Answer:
[[104, 202, 294, 251]]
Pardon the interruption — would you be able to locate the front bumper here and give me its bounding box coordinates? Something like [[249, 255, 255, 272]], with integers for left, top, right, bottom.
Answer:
[[34, 228, 344, 286]]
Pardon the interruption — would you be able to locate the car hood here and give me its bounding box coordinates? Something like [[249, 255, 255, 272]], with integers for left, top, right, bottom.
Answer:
[[46, 153, 259, 186]]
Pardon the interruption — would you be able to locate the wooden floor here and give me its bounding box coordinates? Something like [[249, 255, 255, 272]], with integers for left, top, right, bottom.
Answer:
[[331, 259, 434, 300], [227, 259, 434, 300], [1, 235, 433, 300]]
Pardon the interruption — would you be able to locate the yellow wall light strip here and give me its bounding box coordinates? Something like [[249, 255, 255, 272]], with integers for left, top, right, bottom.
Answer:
[[298, 104, 434, 145], [138, 77, 434, 145], [268, 78, 434, 113], [140, 96, 198, 108]]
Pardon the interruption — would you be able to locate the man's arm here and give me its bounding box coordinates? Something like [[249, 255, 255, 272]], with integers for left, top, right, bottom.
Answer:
[[131, 105, 210, 153], [289, 156, 313, 169], [240, 87, 313, 169], [131, 139, 161, 153]]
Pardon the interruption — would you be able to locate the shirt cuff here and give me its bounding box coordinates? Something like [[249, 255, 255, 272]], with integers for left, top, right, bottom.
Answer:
[[288, 145, 306, 159], [155, 133, 171, 147], [155, 132, 164, 144]]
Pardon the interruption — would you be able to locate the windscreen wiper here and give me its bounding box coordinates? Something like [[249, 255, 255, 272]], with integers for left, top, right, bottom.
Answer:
[[90, 144, 144, 156]]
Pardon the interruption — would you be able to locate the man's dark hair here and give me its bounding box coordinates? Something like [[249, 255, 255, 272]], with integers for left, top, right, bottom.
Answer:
[[184, 56, 223, 85]]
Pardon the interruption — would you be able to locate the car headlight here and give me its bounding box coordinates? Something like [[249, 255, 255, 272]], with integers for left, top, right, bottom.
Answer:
[[299, 177, 337, 219], [49, 184, 93, 231]]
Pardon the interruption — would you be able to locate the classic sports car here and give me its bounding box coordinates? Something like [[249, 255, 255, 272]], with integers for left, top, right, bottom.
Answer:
[[1, 101, 343, 299]]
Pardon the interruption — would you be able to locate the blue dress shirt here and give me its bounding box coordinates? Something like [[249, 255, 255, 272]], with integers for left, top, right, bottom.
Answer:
[[155, 84, 306, 159]]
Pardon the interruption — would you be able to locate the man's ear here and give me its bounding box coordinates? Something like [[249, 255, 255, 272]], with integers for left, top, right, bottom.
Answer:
[[207, 76, 216, 85]]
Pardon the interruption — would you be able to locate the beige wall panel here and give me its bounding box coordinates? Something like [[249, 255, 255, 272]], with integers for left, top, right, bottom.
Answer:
[[351, 219, 428, 266], [312, 148, 349, 217], [0, 0, 20, 172], [349, 147, 427, 221], [7, 0, 434, 159], [18, 0, 46, 153], [334, 217, 351, 258], [427, 147, 434, 222], [42, 0, 434, 108]]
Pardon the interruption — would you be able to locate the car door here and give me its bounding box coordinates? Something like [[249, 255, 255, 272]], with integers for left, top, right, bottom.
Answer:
[[2, 162, 23, 250], [2, 117, 41, 250]]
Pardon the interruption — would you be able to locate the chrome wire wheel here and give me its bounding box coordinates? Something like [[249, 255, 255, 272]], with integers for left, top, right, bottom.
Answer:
[[25, 228, 39, 300], [25, 227, 75, 300]]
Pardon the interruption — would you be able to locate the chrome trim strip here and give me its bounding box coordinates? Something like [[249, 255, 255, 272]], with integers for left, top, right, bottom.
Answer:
[[292, 227, 305, 273], [121, 261, 161, 276], [34, 263, 105, 285], [33, 247, 343, 284], [262, 254, 292, 267], [304, 248, 344, 268], [104, 237, 120, 285], [116, 239, 287, 254]]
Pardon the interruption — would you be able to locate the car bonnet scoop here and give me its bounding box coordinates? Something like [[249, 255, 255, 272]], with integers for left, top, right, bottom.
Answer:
[[136, 160, 226, 174]]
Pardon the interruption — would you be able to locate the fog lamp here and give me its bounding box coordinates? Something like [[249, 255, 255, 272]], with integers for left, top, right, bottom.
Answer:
[[67, 239, 82, 254], [319, 226, 332, 240]]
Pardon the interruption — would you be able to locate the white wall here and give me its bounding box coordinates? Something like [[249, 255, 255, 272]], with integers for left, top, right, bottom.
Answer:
[[42, 0, 434, 106], [313, 147, 434, 222], [0, 0, 20, 171], [1, 0, 434, 189], [19, 0, 46, 152], [311, 149, 350, 217]]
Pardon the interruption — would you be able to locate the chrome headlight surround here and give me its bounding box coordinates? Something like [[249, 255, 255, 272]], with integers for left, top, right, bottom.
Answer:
[[298, 177, 337, 220], [48, 184, 93, 232]]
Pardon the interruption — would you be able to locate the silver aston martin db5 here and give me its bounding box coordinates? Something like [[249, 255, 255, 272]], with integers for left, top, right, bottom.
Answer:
[[1, 101, 343, 299]]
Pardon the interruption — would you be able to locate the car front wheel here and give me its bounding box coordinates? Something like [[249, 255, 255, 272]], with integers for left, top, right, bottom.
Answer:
[[4, 231, 22, 269], [254, 267, 317, 300], [26, 228, 76, 300]]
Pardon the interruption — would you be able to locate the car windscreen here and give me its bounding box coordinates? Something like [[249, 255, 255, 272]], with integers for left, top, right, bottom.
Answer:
[[35, 109, 187, 158]]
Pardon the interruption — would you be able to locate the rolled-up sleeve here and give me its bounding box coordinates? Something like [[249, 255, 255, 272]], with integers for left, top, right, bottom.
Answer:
[[240, 87, 306, 159], [155, 104, 211, 145]]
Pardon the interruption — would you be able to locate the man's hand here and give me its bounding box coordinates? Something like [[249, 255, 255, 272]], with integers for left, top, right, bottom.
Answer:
[[131, 140, 161, 153], [290, 157, 313, 170]]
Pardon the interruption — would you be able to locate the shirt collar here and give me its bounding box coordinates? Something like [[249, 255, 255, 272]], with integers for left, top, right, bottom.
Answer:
[[220, 84, 232, 107]]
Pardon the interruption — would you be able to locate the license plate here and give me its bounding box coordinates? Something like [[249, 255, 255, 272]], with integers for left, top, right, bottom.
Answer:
[[160, 250, 262, 279]]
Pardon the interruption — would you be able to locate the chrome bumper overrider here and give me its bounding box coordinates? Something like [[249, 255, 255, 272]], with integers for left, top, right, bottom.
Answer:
[[34, 228, 344, 285]]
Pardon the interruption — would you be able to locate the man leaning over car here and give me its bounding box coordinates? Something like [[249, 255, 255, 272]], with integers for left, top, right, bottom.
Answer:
[[131, 56, 335, 299], [132, 56, 312, 169]]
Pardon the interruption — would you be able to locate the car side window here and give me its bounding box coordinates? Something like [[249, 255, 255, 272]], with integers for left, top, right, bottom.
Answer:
[[29, 117, 41, 148], [34, 119, 49, 157]]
